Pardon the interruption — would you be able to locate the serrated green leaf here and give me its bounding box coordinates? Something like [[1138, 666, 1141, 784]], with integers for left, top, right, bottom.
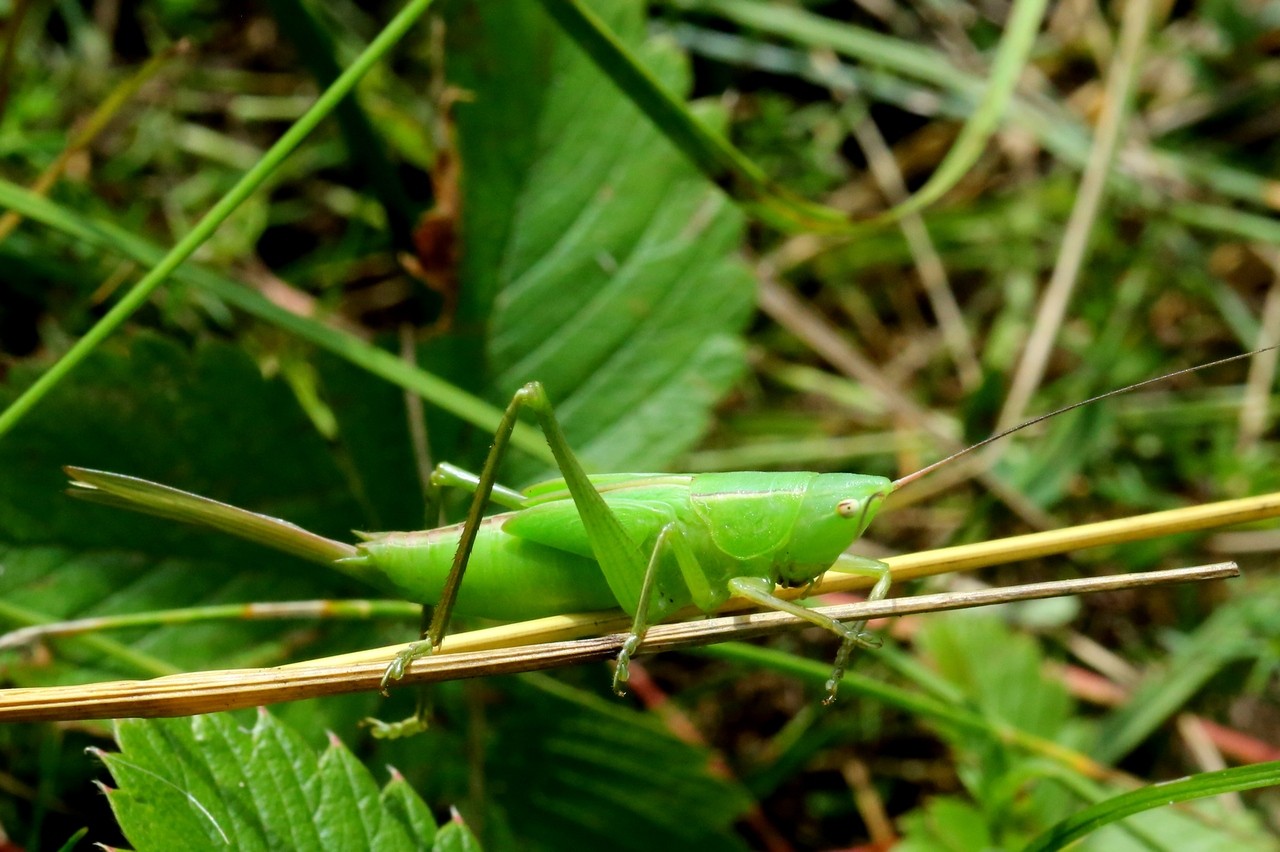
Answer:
[[434, 819, 484, 852], [381, 769, 441, 841], [100, 712, 441, 851]]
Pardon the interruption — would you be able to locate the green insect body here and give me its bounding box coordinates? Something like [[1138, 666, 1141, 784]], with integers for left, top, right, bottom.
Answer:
[[64, 385, 897, 710], [59, 348, 1268, 722], [349, 518, 615, 622], [349, 471, 891, 623]]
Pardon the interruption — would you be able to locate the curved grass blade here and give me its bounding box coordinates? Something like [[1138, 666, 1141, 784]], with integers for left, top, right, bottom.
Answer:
[[864, 0, 1048, 225], [1022, 761, 1280, 852], [547, 0, 1050, 229], [0, 597, 179, 678], [1093, 585, 1280, 764], [0, 599, 420, 651]]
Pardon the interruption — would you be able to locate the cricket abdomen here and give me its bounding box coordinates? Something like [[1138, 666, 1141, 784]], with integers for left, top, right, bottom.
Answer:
[[342, 517, 617, 620]]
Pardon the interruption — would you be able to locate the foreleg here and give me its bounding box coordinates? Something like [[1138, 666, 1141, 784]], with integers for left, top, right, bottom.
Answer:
[[729, 556, 889, 704], [821, 554, 893, 703]]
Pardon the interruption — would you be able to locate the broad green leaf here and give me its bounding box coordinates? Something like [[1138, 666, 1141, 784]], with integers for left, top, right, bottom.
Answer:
[[98, 712, 445, 851], [445, 0, 754, 473]]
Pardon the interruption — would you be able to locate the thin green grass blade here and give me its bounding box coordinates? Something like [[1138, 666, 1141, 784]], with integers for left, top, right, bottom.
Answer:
[[684, 0, 981, 96], [0, 180, 553, 463], [695, 642, 1115, 783], [1093, 585, 1280, 764], [1022, 761, 1280, 852], [1170, 199, 1280, 245], [621, 0, 1054, 228], [52, 828, 89, 852], [0, 599, 419, 651], [0, 597, 179, 678], [0, 0, 437, 442]]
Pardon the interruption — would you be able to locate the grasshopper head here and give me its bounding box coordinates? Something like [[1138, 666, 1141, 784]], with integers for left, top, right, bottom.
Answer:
[[775, 474, 893, 586]]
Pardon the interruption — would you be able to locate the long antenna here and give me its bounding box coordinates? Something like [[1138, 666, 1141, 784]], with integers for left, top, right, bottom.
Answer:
[[891, 346, 1277, 492]]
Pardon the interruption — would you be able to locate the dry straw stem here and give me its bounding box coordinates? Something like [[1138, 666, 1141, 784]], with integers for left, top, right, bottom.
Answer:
[[0, 563, 1239, 723], [1, 491, 1276, 723]]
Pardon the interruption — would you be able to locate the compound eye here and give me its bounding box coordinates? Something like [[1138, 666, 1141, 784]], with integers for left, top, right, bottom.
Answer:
[[836, 499, 862, 518]]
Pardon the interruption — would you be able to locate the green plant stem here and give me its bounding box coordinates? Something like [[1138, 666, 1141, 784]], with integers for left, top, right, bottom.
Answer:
[[0, 599, 178, 678], [265, 0, 420, 250]]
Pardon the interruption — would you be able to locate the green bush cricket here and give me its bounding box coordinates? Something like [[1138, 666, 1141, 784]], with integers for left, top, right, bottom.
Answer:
[[61, 349, 1271, 712]]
